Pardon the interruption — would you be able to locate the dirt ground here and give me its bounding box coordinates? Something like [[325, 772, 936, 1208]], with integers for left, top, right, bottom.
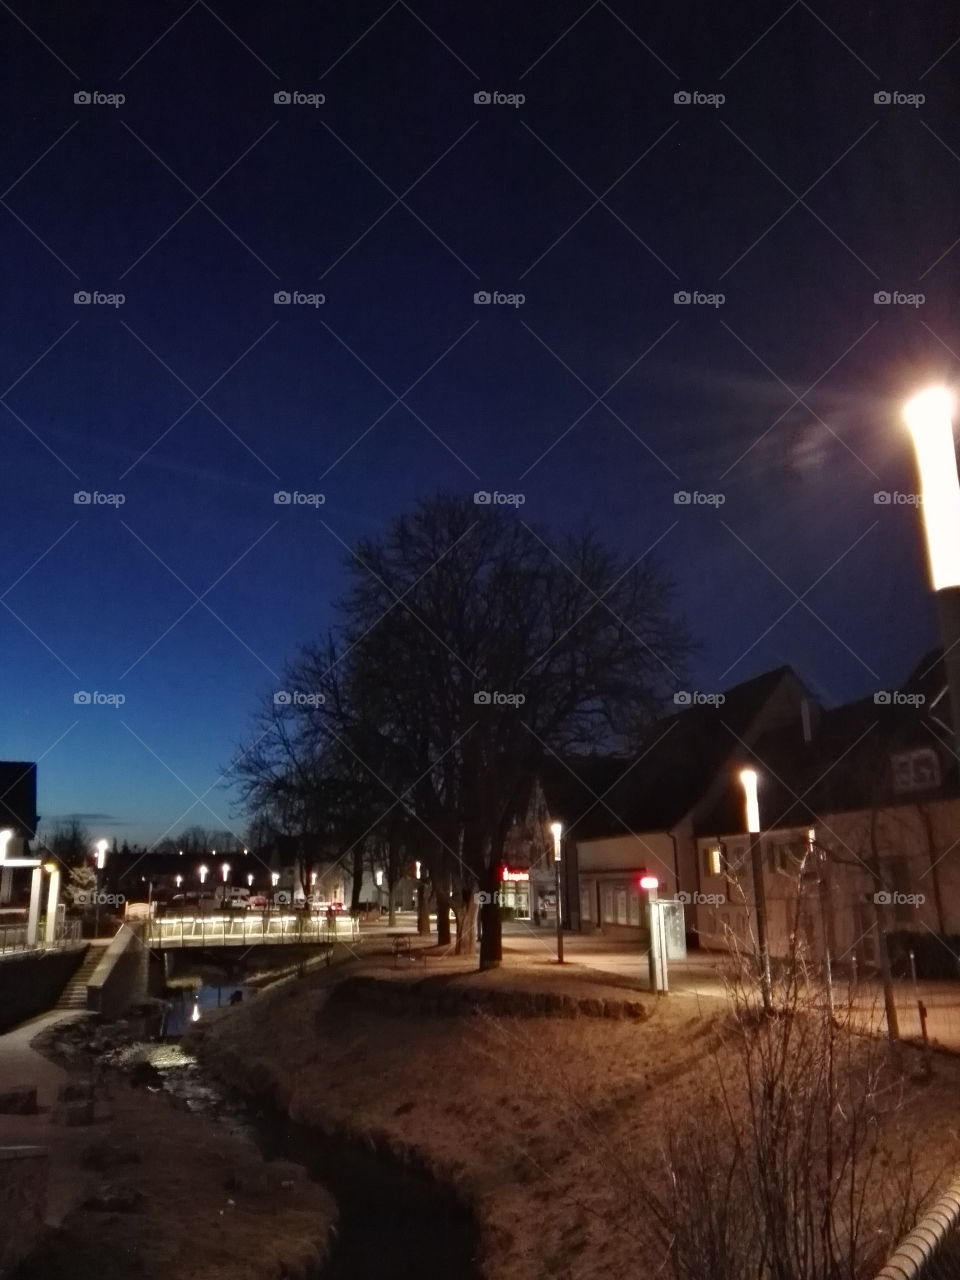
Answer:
[[196, 950, 960, 1280], [11, 1061, 336, 1280]]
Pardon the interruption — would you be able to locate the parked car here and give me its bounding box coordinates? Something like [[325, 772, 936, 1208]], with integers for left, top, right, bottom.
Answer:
[[214, 886, 250, 909]]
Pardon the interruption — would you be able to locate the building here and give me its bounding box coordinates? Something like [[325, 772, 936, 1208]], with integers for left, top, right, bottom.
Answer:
[[538, 667, 812, 947], [692, 652, 960, 975]]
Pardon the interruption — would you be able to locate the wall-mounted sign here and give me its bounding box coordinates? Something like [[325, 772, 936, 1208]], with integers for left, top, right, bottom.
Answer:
[[501, 868, 529, 882]]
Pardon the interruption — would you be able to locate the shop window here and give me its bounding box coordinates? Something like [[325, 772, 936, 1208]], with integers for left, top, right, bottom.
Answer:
[[580, 889, 591, 922], [603, 887, 615, 923], [703, 845, 722, 877], [616, 889, 628, 925], [628, 891, 641, 926]]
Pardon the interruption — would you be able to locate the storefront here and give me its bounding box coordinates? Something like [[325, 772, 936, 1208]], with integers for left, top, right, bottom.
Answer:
[[499, 867, 530, 918]]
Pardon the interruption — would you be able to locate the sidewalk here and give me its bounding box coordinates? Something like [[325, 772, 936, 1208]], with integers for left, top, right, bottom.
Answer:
[[0, 1009, 90, 1225]]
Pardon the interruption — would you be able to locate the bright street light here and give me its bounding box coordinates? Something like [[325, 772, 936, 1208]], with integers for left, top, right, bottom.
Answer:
[[904, 387, 960, 591], [739, 766, 771, 1013], [550, 821, 563, 963], [221, 862, 230, 883], [198, 864, 208, 885]]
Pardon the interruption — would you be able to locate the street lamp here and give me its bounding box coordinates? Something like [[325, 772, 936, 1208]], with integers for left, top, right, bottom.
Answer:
[[198, 864, 208, 885], [221, 861, 230, 883], [739, 767, 772, 1014], [905, 386, 960, 756], [93, 839, 108, 937], [550, 821, 564, 963], [247, 873, 254, 887]]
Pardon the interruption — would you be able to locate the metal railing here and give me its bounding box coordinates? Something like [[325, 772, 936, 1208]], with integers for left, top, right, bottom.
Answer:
[[144, 912, 360, 948], [0, 918, 82, 956]]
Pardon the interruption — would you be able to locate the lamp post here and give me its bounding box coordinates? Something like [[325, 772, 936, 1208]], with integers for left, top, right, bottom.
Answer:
[[640, 874, 665, 993], [94, 839, 108, 938], [740, 767, 772, 1014], [550, 821, 564, 963], [905, 387, 960, 757]]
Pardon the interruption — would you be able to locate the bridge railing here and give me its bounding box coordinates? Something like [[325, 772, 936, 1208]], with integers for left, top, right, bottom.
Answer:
[[0, 918, 82, 956], [144, 912, 360, 948]]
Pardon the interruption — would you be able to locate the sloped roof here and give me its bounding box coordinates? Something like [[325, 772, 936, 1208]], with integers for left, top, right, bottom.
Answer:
[[696, 651, 959, 836], [542, 666, 801, 839]]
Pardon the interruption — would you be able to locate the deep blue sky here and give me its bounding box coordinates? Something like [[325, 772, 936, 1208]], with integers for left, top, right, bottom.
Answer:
[[2, 0, 959, 844]]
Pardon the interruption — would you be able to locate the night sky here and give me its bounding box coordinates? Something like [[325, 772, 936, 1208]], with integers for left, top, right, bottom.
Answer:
[[2, 0, 959, 844]]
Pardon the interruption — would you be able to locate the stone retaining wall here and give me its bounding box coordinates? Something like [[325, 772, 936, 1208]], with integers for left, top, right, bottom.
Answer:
[[0, 947, 85, 1033], [330, 974, 649, 1021]]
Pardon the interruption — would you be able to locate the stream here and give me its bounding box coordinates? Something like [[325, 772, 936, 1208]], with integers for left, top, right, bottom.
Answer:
[[60, 1006, 482, 1280]]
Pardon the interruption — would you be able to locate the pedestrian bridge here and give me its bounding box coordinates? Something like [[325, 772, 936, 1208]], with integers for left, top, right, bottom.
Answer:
[[144, 913, 360, 949]]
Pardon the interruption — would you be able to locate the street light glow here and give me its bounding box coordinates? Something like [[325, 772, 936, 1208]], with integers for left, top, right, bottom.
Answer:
[[550, 820, 562, 861], [739, 768, 760, 834], [198, 864, 208, 884], [95, 838, 108, 870], [639, 874, 658, 890], [904, 386, 960, 590], [221, 862, 230, 882]]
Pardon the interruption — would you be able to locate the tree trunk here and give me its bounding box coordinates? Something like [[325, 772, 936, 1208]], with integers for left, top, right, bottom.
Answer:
[[388, 882, 397, 928], [417, 882, 431, 935], [479, 860, 502, 969], [435, 884, 451, 946], [350, 845, 364, 915]]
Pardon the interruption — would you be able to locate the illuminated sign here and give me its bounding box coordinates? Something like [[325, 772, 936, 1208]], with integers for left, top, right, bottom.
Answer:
[[501, 868, 529, 882]]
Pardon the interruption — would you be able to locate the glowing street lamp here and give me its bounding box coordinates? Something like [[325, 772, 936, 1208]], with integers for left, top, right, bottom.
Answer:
[[221, 862, 230, 883], [739, 767, 772, 1014], [247, 873, 253, 887], [94, 839, 108, 871], [198, 864, 209, 885], [175, 874, 183, 889], [550, 821, 564, 964], [905, 386, 960, 755]]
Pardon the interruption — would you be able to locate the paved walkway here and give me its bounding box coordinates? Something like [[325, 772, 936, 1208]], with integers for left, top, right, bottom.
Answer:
[[0, 1009, 90, 1224]]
